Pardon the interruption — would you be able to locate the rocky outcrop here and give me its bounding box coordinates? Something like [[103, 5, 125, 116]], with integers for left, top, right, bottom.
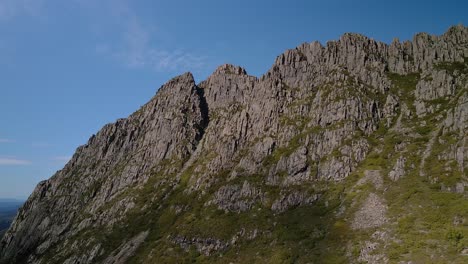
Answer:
[[171, 236, 229, 256], [102, 231, 149, 264], [1, 25, 467, 264], [389, 156, 406, 181], [206, 181, 264, 212], [351, 193, 388, 230], [358, 170, 384, 189], [0, 72, 209, 263], [271, 191, 320, 213]]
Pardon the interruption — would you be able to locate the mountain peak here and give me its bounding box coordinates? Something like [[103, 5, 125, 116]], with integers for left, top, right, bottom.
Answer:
[[167, 71, 195, 85], [213, 64, 247, 75], [1, 25, 467, 264]]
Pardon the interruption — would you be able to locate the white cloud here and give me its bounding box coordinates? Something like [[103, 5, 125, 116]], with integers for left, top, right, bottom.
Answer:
[[115, 47, 207, 73], [0, 0, 208, 72], [0, 157, 31, 165], [77, 0, 208, 73]]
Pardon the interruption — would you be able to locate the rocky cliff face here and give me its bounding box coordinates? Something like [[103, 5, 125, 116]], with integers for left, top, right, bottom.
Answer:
[[1, 25, 467, 264]]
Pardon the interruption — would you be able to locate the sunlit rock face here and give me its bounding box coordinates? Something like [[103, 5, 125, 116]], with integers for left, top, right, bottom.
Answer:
[[1, 25, 467, 264]]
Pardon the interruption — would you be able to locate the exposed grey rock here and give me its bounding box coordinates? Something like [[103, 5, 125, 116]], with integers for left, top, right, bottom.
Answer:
[[62, 243, 102, 264], [271, 191, 319, 213], [420, 126, 443, 177], [389, 156, 406, 181], [416, 70, 456, 101], [0, 72, 208, 263], [275, 146, 310, 185], [351, 193, 388, 230], [358, 240, 388, 264], [1, 25, 467, 264], [103, 231, 148, 264], [455, 182, 466, 193], [206, 181, 264, 212], [358, 170, 384, 189], [171, 235, 229, 256]]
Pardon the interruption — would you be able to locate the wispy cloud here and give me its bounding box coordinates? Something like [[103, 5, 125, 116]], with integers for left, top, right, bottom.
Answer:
[[51, 156, 72, 162], [0, 138, 13, 143], [0, 157, 31, 166], [77, 0, 208, 73], [0, 0, 44, 20], [1, 1, 208, 72], [116, 14, 207, 72], [115, 47, 207, 72]]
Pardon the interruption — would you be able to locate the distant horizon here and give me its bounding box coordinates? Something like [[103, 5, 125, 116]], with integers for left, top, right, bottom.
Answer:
[[0, 198, 26, 202], [1, 0, 467, 199]]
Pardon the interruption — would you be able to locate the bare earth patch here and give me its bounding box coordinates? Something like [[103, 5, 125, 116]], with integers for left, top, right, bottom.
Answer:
[[357, 170, 384, 190], [351, 193, 388, 230]]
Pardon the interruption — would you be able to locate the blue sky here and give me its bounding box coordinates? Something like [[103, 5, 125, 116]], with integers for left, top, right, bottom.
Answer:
[[0, 0, 467, 199]]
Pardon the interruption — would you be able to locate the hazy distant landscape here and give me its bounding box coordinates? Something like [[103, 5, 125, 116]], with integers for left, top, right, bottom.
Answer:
[[0, 199, 23, 238]]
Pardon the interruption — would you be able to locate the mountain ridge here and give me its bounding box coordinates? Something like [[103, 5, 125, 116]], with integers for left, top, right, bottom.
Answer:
[[1, 25, 467, 263]]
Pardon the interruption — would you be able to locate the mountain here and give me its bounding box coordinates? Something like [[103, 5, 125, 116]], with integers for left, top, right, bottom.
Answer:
[[1, 25, 467, 263], [0, 199, 23, 240]]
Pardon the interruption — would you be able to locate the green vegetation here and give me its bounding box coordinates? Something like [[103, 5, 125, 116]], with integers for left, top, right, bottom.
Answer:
[[262, 132, 303, 167], [387, 72, 420, 113], [37, 59, 468, 263], [385, 173, 468, 262], [434, 58, 468, 74]]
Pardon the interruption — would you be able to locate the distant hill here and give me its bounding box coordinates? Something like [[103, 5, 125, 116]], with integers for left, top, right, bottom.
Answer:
[[0, 199, 23, 239]]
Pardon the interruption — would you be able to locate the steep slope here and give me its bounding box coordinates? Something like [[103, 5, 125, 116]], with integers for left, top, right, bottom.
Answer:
[[1, 25, 467, 264]]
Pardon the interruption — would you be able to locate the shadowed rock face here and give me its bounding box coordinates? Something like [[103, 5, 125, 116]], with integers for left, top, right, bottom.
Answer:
[[1, 25, 467, 264]]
